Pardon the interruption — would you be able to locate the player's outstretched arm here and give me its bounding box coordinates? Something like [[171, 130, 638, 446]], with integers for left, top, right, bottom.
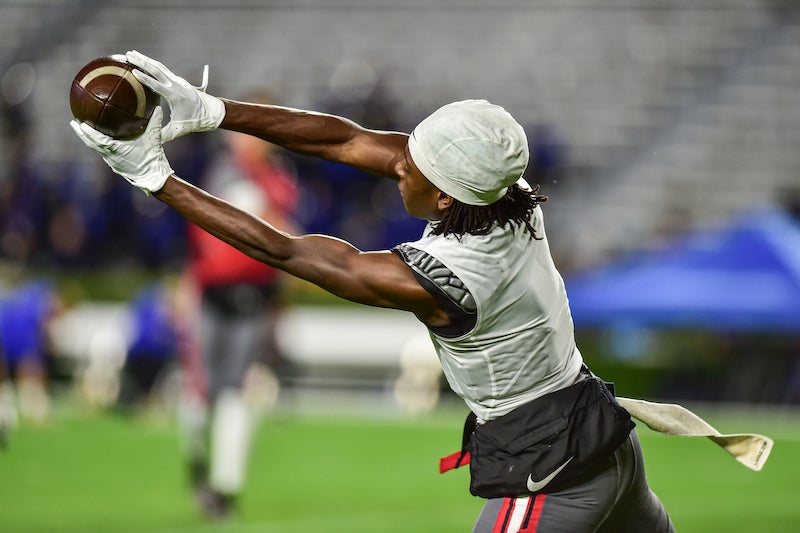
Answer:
[[219, 99, 409, 180], [154, 176, 447, 325]]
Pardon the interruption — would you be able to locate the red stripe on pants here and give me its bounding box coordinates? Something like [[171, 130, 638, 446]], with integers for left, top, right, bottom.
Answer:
[[520, 494, 547, 532], [492, 498, 514, 533]]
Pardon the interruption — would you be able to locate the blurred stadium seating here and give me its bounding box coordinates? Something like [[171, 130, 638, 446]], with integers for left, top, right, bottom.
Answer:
[[2, 0, 800, 270]]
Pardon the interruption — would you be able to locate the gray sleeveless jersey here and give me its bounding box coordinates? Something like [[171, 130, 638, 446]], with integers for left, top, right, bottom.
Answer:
[[394, 205, 583, 422]]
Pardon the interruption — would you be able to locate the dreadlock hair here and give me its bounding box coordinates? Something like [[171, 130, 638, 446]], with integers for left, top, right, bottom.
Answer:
[[429, 183, 548, 240]]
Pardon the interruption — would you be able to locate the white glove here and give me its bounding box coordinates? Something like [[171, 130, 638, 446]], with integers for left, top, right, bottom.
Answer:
[[70, 106, 173, 194], [125, 50, 226, 143]]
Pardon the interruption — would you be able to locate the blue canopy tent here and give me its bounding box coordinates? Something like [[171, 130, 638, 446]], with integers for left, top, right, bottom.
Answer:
[[564, 207, 800, 332]]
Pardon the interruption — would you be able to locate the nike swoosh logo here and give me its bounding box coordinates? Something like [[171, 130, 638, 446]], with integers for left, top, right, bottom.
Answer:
[[526, 457, 573, 492]]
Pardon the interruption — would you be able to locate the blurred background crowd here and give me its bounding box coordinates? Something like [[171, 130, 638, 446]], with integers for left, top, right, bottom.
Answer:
[[2, 0, 800, 430]]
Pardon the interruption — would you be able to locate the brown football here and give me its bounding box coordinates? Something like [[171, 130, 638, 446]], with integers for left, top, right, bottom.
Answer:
[[69, 55, 160, 139]]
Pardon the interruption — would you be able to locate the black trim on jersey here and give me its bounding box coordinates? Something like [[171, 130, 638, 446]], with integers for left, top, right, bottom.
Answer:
[[392, 245, 477, 338]]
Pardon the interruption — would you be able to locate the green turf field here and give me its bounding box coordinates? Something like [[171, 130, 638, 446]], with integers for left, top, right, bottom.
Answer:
[[1, 400, 798, 532]]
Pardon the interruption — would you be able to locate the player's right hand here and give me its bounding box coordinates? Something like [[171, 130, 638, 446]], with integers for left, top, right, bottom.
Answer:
[[125, 50, 226, 143], [70, 107, 174, 194]]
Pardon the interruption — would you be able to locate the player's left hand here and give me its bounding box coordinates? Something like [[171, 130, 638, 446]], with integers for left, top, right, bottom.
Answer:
[[70, 106, 174, 194], [125, 50, 225, 143]]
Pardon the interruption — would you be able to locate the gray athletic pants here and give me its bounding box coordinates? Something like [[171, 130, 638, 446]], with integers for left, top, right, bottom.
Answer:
[[472, 430, 675, 533], [201, 300, 267, 401]]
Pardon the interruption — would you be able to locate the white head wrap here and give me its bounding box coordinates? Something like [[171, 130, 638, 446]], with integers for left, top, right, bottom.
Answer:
[[407, 99, 529, 206]]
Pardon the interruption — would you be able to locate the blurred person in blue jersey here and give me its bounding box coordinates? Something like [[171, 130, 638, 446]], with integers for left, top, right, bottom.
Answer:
[[0, 280, 61, 424], [71, 51, 675, 533], [175, 88, 300, 520], [116, 283, 180, 412], [0, 335, 14, 447]]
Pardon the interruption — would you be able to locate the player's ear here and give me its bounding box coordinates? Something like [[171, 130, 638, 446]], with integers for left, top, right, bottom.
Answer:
[[437, 191, 453, 211]]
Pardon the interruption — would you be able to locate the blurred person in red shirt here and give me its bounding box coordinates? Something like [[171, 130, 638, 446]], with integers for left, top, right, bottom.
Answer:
[[176, 90, 299, 519]]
